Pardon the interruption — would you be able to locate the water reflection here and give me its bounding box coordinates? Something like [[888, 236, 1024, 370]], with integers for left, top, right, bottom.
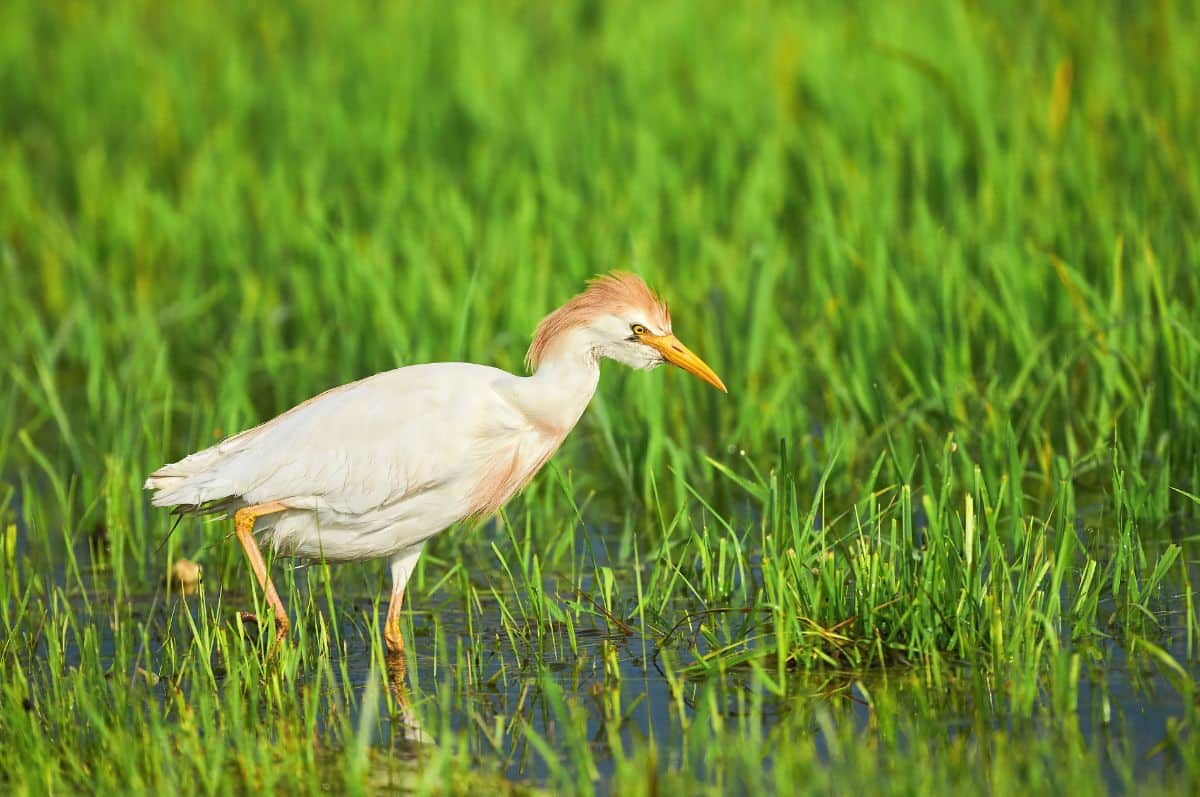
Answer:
[[384, 652, 432, 746]]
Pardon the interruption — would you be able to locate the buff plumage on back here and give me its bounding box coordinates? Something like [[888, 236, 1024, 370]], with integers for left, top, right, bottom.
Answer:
[[525, 272, 672, 371]]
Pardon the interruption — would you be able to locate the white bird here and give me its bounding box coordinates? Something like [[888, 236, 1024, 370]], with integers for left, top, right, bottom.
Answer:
[[145, 272, 726, 654]]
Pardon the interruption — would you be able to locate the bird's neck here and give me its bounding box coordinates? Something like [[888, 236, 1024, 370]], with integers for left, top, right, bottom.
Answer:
[[511, 346, 601, 436]]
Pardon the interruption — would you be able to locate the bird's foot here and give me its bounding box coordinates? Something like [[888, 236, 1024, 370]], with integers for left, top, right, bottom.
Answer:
[[237, 612, 290, 650], [237, 611, 267, 645]]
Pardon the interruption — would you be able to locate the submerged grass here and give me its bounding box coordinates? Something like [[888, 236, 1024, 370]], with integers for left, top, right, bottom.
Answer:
[[2, 0, 1200, 794]]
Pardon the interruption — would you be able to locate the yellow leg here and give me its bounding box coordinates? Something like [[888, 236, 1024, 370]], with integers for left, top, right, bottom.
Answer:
[[233, 501, 290, 644], [383, 545, 424, 658], [384, 583, 405, 655]]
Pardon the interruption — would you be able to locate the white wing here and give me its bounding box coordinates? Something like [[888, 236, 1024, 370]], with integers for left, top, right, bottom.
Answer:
[[145, 362, 522, 518]]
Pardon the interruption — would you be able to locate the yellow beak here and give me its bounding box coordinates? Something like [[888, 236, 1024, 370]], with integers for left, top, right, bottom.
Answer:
[[642, 333, 728, 393]]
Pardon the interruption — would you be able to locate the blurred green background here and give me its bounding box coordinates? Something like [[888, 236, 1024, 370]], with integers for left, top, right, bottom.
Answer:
[[3, 0, 1197, 502]]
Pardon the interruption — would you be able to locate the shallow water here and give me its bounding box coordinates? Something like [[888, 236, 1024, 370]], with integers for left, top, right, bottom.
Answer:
[[12, 515, 1199, 794], [341, 589, 1195, 792]]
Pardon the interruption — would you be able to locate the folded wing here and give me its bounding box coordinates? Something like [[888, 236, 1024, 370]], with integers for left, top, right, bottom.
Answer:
[[145, 363, 518, 519]]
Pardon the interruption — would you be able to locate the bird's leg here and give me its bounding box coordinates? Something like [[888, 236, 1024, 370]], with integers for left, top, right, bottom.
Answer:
[[383, 545, 424, 660], [384, 583, 406, 655], [233, 501, 291, 645]]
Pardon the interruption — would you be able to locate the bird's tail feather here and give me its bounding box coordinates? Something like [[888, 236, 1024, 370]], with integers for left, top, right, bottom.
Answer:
[[144, 445, 242, 512]]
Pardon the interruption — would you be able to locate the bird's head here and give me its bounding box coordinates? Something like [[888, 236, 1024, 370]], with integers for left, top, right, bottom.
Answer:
[[526, 272, 727, 393]]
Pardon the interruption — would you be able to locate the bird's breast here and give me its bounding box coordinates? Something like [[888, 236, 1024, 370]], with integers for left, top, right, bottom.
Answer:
[[464, 427, 568, 519]]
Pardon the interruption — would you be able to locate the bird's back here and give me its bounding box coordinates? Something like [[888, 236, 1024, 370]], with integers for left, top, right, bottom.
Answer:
[[145, 362, 539, 541]]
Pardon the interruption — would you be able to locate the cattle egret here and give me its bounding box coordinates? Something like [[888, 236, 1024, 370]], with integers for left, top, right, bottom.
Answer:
[[145, 272, 726, 654]]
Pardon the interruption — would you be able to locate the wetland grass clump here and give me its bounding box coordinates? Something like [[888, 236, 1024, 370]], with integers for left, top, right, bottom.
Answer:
[[659, 438, 1192, 678], [2, 0, 1199, 794]]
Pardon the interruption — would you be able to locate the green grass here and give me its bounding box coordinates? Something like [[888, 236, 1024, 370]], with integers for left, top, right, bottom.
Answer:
[[2, 0, 1200, 794]]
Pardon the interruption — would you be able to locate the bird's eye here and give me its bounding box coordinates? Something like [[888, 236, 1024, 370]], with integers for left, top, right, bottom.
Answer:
[[631, 324, 647, 336]]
